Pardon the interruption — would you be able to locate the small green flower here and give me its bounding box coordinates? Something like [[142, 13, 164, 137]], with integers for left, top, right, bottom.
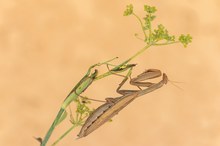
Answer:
[[179, 34, 192, 47], [123, 4, 133, 16], [70, 97, 93, 125], [144, 5, 157, 13], [143, 14, 156, 30], [151, 24, 175, 42]]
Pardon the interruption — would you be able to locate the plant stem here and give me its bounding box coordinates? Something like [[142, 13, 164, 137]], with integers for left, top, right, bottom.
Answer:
[[123, 44, 152, 63], [153, 41, 179, 46], [148, 13, 152, 39], [41, 109, 64, 146], [95, 44, 151, 80], [51, 124, 78, 146], [132, 13, 147, 40]]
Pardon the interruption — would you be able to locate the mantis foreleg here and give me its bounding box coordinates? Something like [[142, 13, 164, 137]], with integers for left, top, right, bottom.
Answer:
[[116, 69, 162, 95]]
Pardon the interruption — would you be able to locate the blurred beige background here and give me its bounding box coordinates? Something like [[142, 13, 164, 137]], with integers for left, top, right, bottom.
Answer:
[[1, 0, 220, 146]]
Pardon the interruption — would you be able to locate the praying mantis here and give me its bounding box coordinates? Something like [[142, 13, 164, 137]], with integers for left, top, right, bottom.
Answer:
[[38, 3, 192, 145], [39, 57, 138, 146], [77, 69, 168, 138]]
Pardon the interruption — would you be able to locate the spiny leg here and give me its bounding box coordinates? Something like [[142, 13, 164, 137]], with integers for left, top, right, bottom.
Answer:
[[106, 63, 136, 78], [79, 95, 106, 103], [115, 68, 140, 95], [103, 63, 138, 95], [130, 69, 162, 88], [117, 69, 161, 95]]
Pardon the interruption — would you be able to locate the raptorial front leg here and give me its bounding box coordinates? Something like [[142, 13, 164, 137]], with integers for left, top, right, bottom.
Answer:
[[115, 68, 139, 95], [116, 68, 163, 95], [130, 69, 162, 88]]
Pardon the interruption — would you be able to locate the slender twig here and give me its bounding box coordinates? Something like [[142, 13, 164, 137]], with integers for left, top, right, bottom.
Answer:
[[132, 13, 147, 40]]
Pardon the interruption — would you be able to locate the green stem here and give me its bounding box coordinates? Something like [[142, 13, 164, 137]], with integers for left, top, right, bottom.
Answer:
[[95, 44, 151, 80], [148, 13, 152, 39], [123, 44, 152, 63], [51, 124, 78, 146], [132, 13, 147, 40], [41, 109, 64, 146], [153, 41, 179, 46]]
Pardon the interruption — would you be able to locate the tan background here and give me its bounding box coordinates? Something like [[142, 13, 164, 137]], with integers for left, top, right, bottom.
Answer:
[[1, 0, 220, 146]]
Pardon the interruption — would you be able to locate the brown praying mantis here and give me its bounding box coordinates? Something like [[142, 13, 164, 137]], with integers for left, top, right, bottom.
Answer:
[[77, 68, 168, 138]]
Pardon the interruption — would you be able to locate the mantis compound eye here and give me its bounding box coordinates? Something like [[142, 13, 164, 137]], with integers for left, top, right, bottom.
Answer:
[[162, 73, 168, 84]]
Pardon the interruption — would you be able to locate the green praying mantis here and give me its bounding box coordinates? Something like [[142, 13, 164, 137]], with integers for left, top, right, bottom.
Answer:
[[39, 57, 138, 146], [77, 68, 168, 138]]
